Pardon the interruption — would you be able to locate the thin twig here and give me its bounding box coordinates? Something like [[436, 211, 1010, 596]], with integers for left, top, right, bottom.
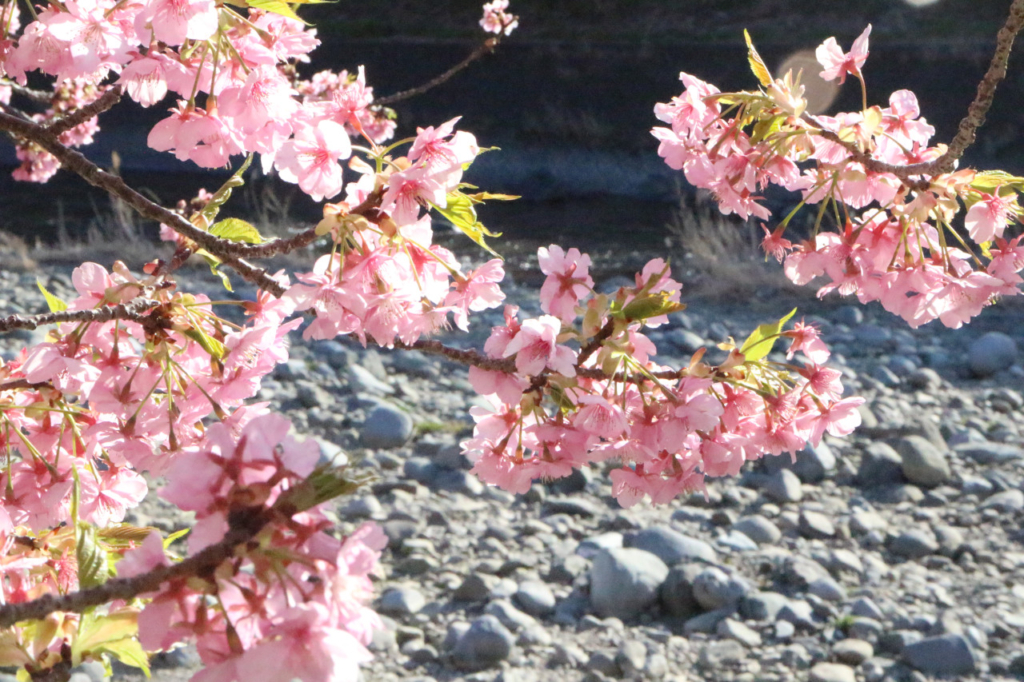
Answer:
[[375, 37, 500, 106], [45, 86, 123, 138]]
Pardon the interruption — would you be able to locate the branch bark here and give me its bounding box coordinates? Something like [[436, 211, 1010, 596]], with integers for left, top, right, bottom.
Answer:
[[375, 37, 500, 106], [0, 297, 165, 334]]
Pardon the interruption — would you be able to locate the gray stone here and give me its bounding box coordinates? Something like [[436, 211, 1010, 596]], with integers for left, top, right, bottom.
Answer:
[[854, 324, 892, 345], [451, 615, 516, 671], [857, 442, 906, 487], [761, 442, 836, 483], [978, 488, 1024, 512], [902, 634, 977, 676], [625, 526, 718, 564], [834, 306, 864, 326], [733, 515, 782, 545], [850, 597, 884, 620], [692, 567, 749, 611], [717, 530, 759, 551], [484, 599, 537, 632], [809, 663, 856, 682], [683, 608, 735, 634], [514, 580, 556, 617], [778, 599, 816, 629], [889, 529, 939, 559], [659, 563, 703, 618], [378, 586, 426, 616], [348, 364, 394, 395], [716, 618, 762, 647], [907, 367, 942, 390], [968, 332, 1018, 377], [833, 639, 874, 665], [897, 436, 950, 488], [454, 574, 500, 602], [616, 641, 647, 677], [871, 366, 901, 388], [848, 617, 883, 641], [577, 532, 624, 559], [799, 510, 836, 539], [807, 576, 847, 602], [361, 404, 413, 449], [954, 441, 1024, 464], [543, 497, 603, 517], [667, 329, 706, 354], [589, 548, 669, 620], [764, 469, 803, 503], [740, 591, 789, 621], [698, 640, 746, 668]]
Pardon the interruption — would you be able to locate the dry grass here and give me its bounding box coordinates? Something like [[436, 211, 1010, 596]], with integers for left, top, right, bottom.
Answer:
[[665, 186, 803, 301]]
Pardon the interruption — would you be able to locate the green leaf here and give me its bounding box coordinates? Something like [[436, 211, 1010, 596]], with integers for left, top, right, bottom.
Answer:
[[210, 218, 263, 245], [97, 638, 150, 677], [744, 29, 773, 87], [37, 279, 68, 313], [183, 327, 226, 361], [163, 527, 190, 549], [276, 465, 375, 513], [464, 191, 521, 204], [76, 524, 108, 590], [431, 191, 502, 258], [195, 250, 233, 292], [971, 170, 1024, 192], [198, 154, 254, 226], [72, 610, 149, 676], [245, 0, 303, 21], [740, 308, 797, 363]]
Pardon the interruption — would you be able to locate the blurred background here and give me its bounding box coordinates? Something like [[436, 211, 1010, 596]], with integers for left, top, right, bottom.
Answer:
[[1, 0, 1021, 253]]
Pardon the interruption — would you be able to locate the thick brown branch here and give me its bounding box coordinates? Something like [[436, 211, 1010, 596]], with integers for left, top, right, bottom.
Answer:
[[0, 297, 164, 334], [45, 86, 123, 138], [375, 37, 500, 106], [0, 515, 266, 628]]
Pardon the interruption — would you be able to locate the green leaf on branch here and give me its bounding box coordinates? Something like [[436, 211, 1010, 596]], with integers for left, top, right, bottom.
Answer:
[[210, 218, 263, 244], [740, 307, 797, 363], [276, 465, 376, 513], [197, 154, 254, 227], [73, 610, 150, 676], [464, 191, 520, 204], [76, 524, 109, 589], [244, 0, 303, 22], [744, 29, 773, 87], [970, 170, 1024, 192], [183, 326, 226, 361], [36, 279, 68, 313], [163, 527, 190, 549], [195, 250, 233, 292], [431, 191, 502, 258]]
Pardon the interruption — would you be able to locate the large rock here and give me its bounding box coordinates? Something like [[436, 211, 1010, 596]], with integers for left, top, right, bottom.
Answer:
[[763, 469, 803, 503], [979, 489, 1024, 512], [762, 442, 836, 483], [361, 404, 414, 449], [692, 567, 750, 611], [732, 515, 782, 545], [589, 548, 669, 620], [659, 563, 704, 618], [809, 663, 856, 682], [968, 332, 1018, 377], [902, 634, 977, 676], [857, 442, 906, 487], [451, 615, 515, 671], [897, 436, 951, 487], [625, 526, 717, 565]]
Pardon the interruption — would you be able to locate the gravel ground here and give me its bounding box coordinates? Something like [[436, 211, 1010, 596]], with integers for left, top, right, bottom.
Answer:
[[3, 244, 1024, 682]]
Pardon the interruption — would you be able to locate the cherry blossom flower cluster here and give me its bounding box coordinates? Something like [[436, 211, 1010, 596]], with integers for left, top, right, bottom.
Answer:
[[11, 79, 106, 182], [283, 118, 506, 346], [460, 246, 862, 507], [653, 26, 1024, 329], [119, 413, 384, 682]]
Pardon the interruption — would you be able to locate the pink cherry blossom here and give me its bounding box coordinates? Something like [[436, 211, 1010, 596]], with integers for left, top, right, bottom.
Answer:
[[275, 120, 351, 201], [502, 315, 577, 377], [816, 25, 871, 84]]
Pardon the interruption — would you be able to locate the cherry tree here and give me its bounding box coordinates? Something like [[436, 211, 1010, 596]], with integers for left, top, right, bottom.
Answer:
[[0, 0, 1019, 679]]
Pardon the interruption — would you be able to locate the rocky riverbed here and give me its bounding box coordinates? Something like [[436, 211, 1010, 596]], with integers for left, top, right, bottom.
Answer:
[[2, 245, 1024, 682]]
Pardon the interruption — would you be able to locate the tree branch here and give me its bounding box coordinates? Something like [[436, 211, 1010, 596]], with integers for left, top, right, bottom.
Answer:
[[45, 86, 123, 138], [0, 509, 272, 629], [803, 0, 1024, 182], [375, 37, 500, 106], [0, 80, 52, 105], [0, 297, 165, 334]]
